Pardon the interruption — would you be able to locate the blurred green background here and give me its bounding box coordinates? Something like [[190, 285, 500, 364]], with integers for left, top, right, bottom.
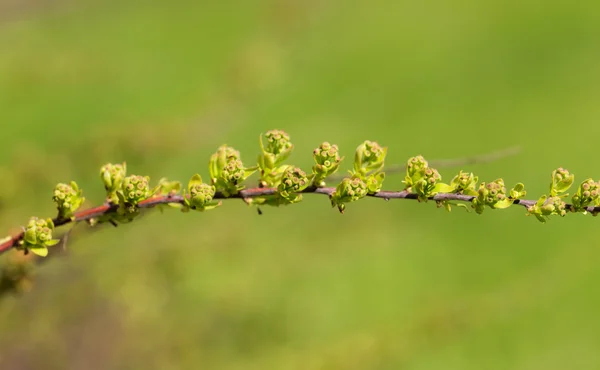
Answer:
[[1, 1, 600, 369]]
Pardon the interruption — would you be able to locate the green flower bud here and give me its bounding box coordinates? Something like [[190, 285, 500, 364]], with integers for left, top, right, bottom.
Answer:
[[410, 166, 453, 202], [279, 167, 310, 193], [19, 217, 60, 257], [353, 140, 387, 176], [112, 175, 152, 223], [509, 182, 527, 200], [52, 181, 85, 219], [258, 130, 294, 187], [183, 174, 221, 211], [190, 183, 215, 206], [278, 166, 313, 204], [210, 145, 257, 196], [222, 158, 246, 185], [100, 162, 126, 201], [450, 171, 478, 195], [527, 195, 567, 223], [472, 178, 513, 214], [403, 155, 440, 194], [571, 178, 600, 211], [263, 130, 293, 156], [209, 145, 241, 181], [121, 175, 152, 205], [312, 142, 343, 186], [423, 168, 441, 185], [543, 196, 567, 217], [550, 167, 574, 196], [365, 172, 386, 194], [406, 155, 428, 179], [330, 177, 367, 213]]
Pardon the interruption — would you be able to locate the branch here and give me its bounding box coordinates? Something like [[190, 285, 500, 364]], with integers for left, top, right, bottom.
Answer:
[[2, 185, 599, 257], [1, 130, 599, 260]]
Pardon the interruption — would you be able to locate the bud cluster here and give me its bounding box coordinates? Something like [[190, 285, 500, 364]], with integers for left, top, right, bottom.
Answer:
[[406, 155, 428, 179], [121, 175, 152, 205], [19, 217, 60, 256], [527, 195, 567, 223], [52, 181, 85, 219], [351, 140, 387, 194], [100, 162, 127, 202], [450, 171, 478, 195], [183, 174, 221, 211], [263, 130, 293, 157], [210, 145, 256, 196], [571, 178, 600, 211], [258, 130, 294, 187], [404, 156, 453, 202], [472, 179, 514, 214], [353, 140, 386, 175], [550, 167, 575, 196], [330, 177, 367, 213], [277, 167, 312, 204], [312, 142, 343, 186]]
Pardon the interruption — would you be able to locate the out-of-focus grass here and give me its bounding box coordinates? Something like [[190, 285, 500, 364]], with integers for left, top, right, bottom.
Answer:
[[1, 1, 600, 369]]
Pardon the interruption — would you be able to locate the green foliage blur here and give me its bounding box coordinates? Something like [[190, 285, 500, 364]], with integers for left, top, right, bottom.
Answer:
[[1, 1, 600, 368]]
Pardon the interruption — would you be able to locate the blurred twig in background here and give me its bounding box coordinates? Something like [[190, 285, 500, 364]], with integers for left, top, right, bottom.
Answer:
[[330, 146, 522, 181], [428, 146, 521, 169]]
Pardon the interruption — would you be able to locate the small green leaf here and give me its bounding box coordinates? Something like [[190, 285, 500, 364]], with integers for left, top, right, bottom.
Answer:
[[202, 202, 222, 211], [450, 171, 478, 194], [24, 228, 37, 245], [493, 199, 513, 209], [352, 140, 387, 178], [550, 168, 574, 196], [44, 239, 61, 247], [536, 195, 547, 208], [432, 183, 454, 194], [188, 174, 203, 190], [29, 246, 48, 257], [509, 183, 527, 200]]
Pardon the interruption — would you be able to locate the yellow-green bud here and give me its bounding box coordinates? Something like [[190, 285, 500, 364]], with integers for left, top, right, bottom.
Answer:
[[354, 140, 387, 175], [52, 181, 84, 219], [100, 162, 126, 195], [406, 155, 428, 179], [189, 183, 216, 208], [312, 142, 343, 186], [330, 177, 367, 213], [280, 167, 309, 193], [121, 175, 152, 205], [222, 158, 246, 185], [450, 171, 478, 195], [183, 174, 221, 212], [550, 167, 574, 196], [572, 178, 600, 211], [264, 130, 292, 156], [472, 179, 513, 214], [20, 217, 60, 256]]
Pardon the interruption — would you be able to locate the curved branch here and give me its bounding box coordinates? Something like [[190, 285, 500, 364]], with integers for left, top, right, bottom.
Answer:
[[2, 185, 598, 256]]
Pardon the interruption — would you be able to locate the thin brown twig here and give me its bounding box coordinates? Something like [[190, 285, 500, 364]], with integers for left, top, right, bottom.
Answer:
[[1, 183, 598, 256]]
